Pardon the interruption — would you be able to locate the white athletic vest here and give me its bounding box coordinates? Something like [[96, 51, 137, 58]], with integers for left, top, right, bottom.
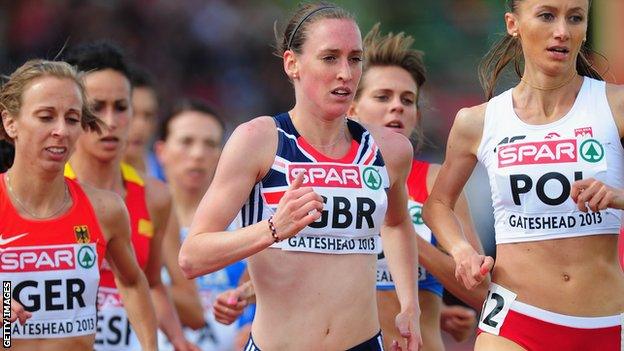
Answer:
[[241, 113, 389, 254], [477, 77, 624, 244]]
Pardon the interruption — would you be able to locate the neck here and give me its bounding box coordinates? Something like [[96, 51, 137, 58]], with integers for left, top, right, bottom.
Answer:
[[289, 105, 350, 150], [69, 149, 124, 194], [169, 182, 206, 227], [514, 70, 583, 122], [520, 69, 578, 92], [7, 155, 69, 215]]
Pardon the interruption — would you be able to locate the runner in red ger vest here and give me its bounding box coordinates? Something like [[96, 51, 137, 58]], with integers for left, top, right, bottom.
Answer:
[[0, 60, 157, 351], [65, 41, 196, 351]]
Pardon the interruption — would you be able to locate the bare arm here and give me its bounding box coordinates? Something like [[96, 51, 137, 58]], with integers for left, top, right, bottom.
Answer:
[[179, 117, 323, 277], [161, 205, 204, 329], [417, 164, 488, 309], [422, 105, 494, 290], [144, 177, 196, 350], [98, 191, 158, 351], [570, 83, 624, 211], [374, 128, 421, 351]]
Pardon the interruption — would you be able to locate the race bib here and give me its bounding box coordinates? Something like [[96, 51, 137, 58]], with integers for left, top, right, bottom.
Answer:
[[478, 283, 517, 335], [94, 287, 139, 351]]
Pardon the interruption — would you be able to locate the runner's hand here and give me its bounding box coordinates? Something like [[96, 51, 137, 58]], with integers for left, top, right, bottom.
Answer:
[[571, 178, 624, 212], [392, 308, 422, 350], [440, 305, 477, 342], [451, 243, 493, 290], [271, 171, 323, 240], [213, 282, 253, 325], [10, 298, 32, 324]]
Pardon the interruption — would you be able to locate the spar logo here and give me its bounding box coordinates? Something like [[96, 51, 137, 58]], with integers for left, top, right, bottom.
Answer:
[[579, 139, 604, 163], [498, 139, 577, 168], [0, 246, 75, 272], [362, 167, 382, 190], [77, 246, 95, 269], [409, 205, 424, 225], [288, 163, 361, 188]]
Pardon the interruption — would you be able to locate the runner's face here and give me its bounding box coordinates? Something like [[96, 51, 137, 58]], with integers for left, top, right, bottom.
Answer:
[[126, 87, 158, 161], [294, 18, 363, 119], [350, 65, 419, 138], [158, 111, 223, 192], [78, 69, 132, 163], [509, 0, 589, 75], [8, 76, 84, 172]]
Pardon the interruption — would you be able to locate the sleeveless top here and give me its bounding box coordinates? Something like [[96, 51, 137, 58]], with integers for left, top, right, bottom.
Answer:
[[241, 113, 389, 254], [159, 224, 248, 351], [376, 160, 443, 297], [66, 162, 153, 350], [1, 173, 106, 339], [477, 77, 624, 244]]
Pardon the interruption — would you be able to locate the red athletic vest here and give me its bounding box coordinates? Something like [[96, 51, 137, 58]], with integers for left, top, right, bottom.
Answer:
[[0, 173, 106, 339], [65, 162, 153, 349]]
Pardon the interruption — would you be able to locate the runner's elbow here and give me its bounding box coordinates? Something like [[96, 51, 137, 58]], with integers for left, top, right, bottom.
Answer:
[[178, 249, 200, 279]]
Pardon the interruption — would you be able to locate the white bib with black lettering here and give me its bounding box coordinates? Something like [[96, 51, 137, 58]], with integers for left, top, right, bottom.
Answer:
[[94, 286, 140, 351], [4, 243, 99, 339], [477, 77, 624, 244]]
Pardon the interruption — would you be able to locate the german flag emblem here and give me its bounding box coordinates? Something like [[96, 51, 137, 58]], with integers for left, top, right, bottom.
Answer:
[[74, 225, 90, 243]]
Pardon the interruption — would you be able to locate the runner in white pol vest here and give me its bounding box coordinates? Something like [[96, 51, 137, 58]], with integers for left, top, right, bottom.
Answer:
[[423, 0, 624, 350]]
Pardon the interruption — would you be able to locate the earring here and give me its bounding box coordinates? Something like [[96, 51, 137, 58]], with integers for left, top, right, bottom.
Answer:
[[292, 73, 298, 79], [512, 32, 518, 38]]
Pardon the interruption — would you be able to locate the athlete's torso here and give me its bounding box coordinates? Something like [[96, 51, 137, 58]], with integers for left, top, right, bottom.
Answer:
[[1, 173, 106, 340], [244, 113, 388, 349], [477, 77, 624, 244], [242, 112, 389, 255], [478, 78, 624, 316]]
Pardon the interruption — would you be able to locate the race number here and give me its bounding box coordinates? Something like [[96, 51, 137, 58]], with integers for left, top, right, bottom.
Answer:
[[478, 283, 517, 335]]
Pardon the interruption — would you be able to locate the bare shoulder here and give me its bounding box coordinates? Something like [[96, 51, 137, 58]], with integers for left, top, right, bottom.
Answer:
[[231, 116, 277, 146], [364, 122, 413, 170], [606, 82, 624, 136], [605, 81, 624, 99], [449, 102, 487, 154], [143, 175, 171, 214], [454, 103, 487, 134], [223, 115, 278, 181], [80, 183, 129, 241]]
